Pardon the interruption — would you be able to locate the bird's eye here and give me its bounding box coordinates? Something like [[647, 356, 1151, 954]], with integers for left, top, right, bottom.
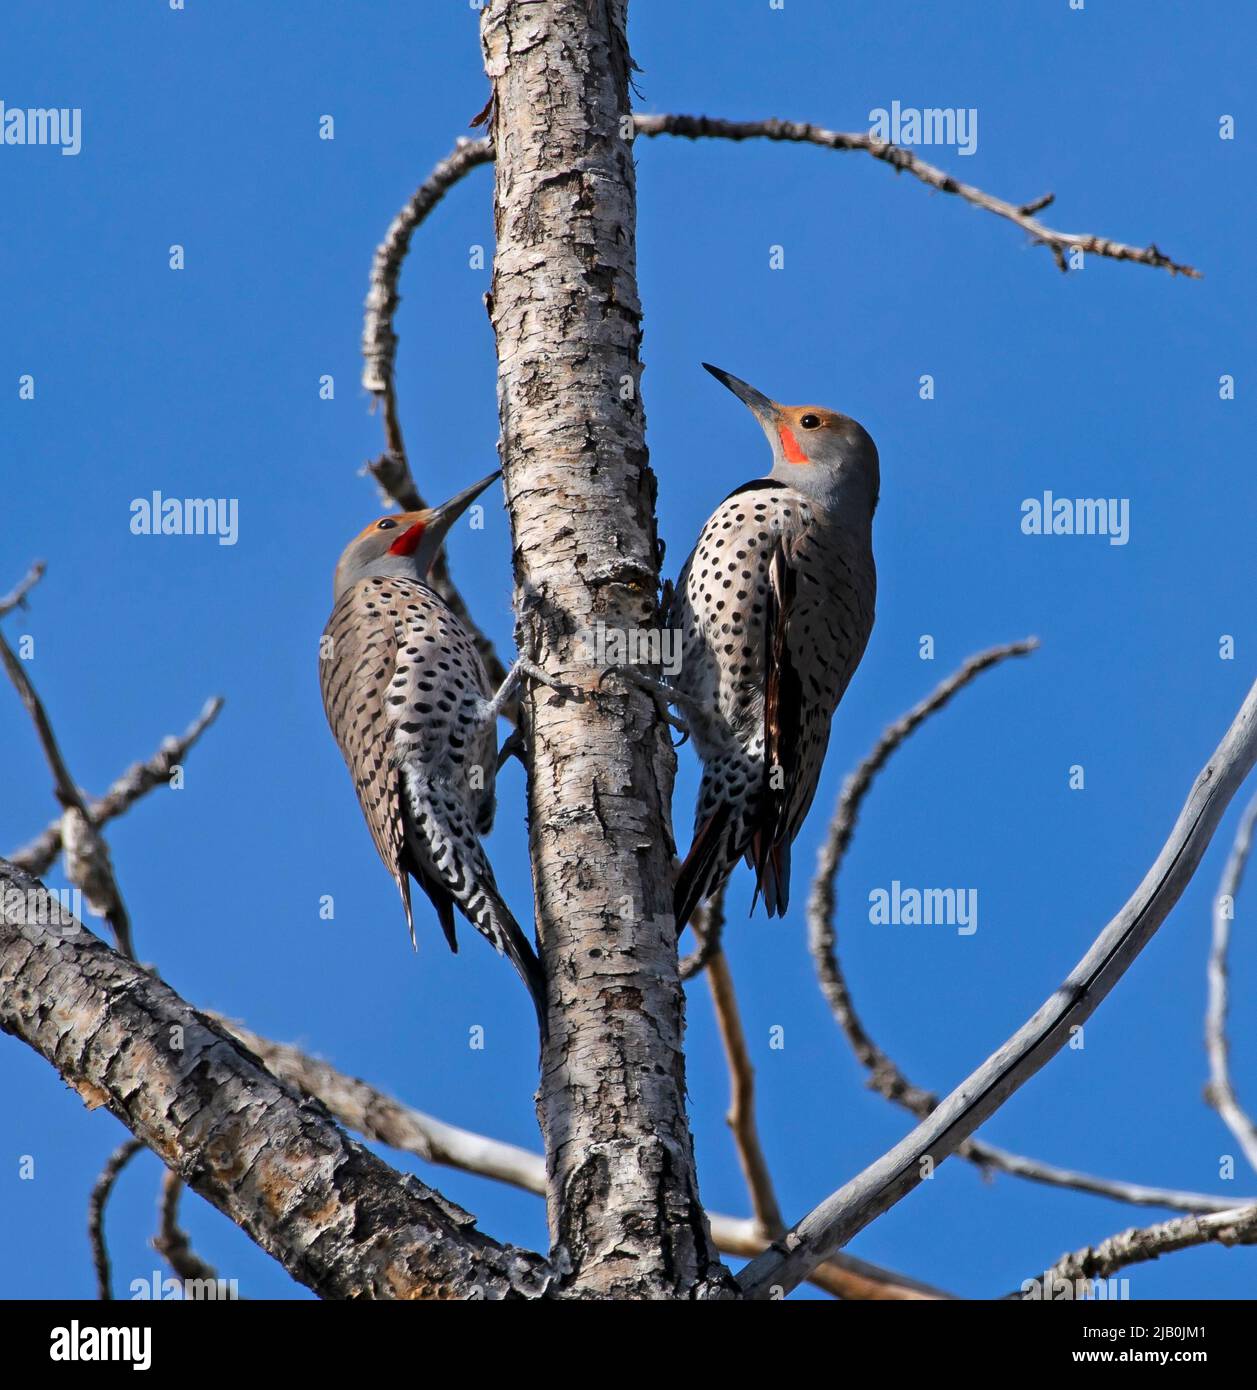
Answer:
[[376, 519, 398, 530], [800, 413, 821, 430]]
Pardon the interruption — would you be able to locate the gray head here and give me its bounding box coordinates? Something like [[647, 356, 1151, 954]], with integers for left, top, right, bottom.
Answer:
[[702, 363, 880, 515], [331, 471, 501, 602]]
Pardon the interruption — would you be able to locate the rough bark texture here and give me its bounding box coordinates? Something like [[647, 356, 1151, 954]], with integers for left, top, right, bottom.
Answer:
[[0, 862, 551, 1301], [223, 1014, 945, 1298], [480, 0, 726, 1297]]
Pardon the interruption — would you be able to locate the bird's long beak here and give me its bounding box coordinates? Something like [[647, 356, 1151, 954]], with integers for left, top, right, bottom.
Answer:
[[424, 470, 502, 546], [702, 362, 779, 425]]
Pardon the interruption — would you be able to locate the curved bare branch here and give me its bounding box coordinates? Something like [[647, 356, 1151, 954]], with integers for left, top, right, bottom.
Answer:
[[1205, 795, 1257, 1171], [679, 888, 725, 981], [87, 1137, 144, 1300], [741, 676, 1257, 1298], [706, 949, 783, 1239], [804, 641, 1251, 1213], [153, 1171, 224, 1289], [633, 114, 1199, 277]]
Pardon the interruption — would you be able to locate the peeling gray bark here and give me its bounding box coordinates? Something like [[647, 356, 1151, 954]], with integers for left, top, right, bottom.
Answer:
[[0, 862, 551, 1301], [479, 0, 727, 1297]]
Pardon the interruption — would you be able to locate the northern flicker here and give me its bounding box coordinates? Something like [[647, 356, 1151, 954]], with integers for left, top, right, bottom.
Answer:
[[669, 364, 879, 928], [319, 472, 547, 1033]]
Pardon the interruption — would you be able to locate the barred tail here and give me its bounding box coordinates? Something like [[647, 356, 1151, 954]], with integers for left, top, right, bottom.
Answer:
[[467, 881, 549, 1043], [402, 773, 548, 1041]]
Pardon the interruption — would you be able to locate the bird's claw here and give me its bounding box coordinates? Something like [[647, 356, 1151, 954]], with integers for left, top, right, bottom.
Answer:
[[599, 664, 692, 743], [518, 658, 582, 705]]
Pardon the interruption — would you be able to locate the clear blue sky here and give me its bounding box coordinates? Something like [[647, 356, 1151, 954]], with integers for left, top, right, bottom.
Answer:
[[3, 1, 1254, 1300]]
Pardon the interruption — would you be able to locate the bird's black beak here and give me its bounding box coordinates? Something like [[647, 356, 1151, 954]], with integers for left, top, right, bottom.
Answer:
[[425, 470, 502, 546], [701, 362, 778, 426]]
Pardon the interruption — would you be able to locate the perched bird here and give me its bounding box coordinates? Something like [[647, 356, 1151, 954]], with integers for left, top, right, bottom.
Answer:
[[669, 364, 879, 929], [319, 472, 547, 1032]]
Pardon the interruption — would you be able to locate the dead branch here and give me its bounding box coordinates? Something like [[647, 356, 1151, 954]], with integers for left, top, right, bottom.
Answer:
[[357, 135, 510, 710], [0, 561, 45, 619], [0, 862, 552, 1300], [0, 613, 134, 958], [359, 96, 1198, 736], [153, 1171, 224, 1288], [1205, 796, 1257, 1172], [363, 114, 1198, 451], [956, 1144, 1254, 1216], [217, 1014, 945, 1300], [740, 676, 1257, 1298], [679, 887, 725, 980], [87, 1137, 144, 1300], [8, 697, 224, 878], [706, 950, 783, 1239], [633, 114, 1199, 277], [361, 136, 493, 421], [804, 639, 1252, 1209], [1009, 1205, 1257, 1299]]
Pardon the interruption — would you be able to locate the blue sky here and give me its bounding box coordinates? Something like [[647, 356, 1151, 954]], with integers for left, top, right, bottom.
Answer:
[[2, 1, 1254, 1300]]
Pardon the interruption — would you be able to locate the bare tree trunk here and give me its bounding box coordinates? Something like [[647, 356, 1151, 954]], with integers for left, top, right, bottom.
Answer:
[[480, 0, 726, 1298]]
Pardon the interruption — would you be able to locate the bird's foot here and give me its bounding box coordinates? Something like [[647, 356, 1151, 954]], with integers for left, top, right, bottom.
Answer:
[[598, 665, 694, 742], [513, 657, 581, 703], [481, 655, 582, 728]]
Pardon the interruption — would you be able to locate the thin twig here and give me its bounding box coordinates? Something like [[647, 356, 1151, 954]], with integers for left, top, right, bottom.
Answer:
[[741, 676, 1257, 1298], [1008, 1205, 1257, 1300], [8, 697, 225, 878], [679, 885, 725, 980], [632, 114, 1200, 277], [213, 1013, 946, 1300], [1205, 795, 1257, 1171], [0, 560, 45, 618], [954, 1144, 1253, 1216], [153, 1171, 223, 1287], [88, 1138, 144, 1300], [358, 136, 510, 709], [706, 949, 784, 1238], [0, 620, 134, 957], [361, 136, 494, 418]]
